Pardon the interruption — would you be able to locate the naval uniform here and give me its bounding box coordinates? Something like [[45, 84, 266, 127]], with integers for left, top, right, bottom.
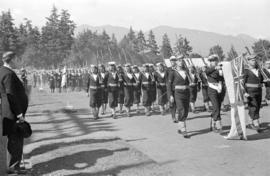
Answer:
[[133, 72, 142, 104], [263, 68, 270, 100], [149, 72, 157, 104], [107, 72, 119, 108], [141, 72, 152, 107], [118, 72, 125, 105], [199, 71, 210, 103], [205, 67, 223, 121], [154, 71, 168, 106], [122, 72, 135, 107], [243, 68, 264, 120], [86, 73, 102, 108], [167, 68, 190, 121], [99, 72, 109, 104], [189, 73, 200, 103]]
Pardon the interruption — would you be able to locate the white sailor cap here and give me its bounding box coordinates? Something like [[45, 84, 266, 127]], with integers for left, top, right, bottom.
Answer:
[[156, 62, 164, 67], [132, 65, 138, 68], [169, 56, 177, 61], [143, 63, 149, 67], [124, 63, 131, 67], [177, 55, 184, 60], [265, 60, 270, 64], [148, 63, 154, 67], [208, 54, 219, 61], [246, 54, 257, 60], [90, 64, 97, 68], [108, 61, 116, 66]]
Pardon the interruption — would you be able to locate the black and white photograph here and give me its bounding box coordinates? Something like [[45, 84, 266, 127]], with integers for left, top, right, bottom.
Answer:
[[0, 0, 270, 175]]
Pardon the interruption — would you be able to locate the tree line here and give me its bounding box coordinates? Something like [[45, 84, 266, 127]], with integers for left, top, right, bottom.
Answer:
[[0, 6, 269, 68]]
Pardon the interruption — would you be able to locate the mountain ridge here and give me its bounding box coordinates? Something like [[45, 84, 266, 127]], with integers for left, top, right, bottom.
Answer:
[[75, 24, 257, 56]]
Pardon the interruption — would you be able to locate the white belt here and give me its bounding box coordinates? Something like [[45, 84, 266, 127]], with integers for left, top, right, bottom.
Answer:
[[109, 83, 118, 87], [246, 83, 261, 88], [175, 85, 189, 90], [159, 83, 166, 86], [208, 82, 222, 93]]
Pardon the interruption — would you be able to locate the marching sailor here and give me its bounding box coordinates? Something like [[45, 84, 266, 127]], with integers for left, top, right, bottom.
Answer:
[[205, 54, 224, 133], [243, 54, 264, 130], [167, 56, 178, 123], [149, 63, 157, 112], [86, 65, 102, 120], [122, 63, 135, 117], [199, 65, 211, 112], [167, 57, 190, 138], [263, 60, 270, 104], [188, 65, 200, 113], [154, 62, 168, 115], [117, 65, 125, 113], [132, 65, 142, 114], [107, 62, 119, 119], [99, 64, 109, 115], [141, 64, 152, 116]]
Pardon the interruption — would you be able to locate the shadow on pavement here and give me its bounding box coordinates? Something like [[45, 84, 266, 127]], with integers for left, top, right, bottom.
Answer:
[[31, 147, 129, 176], [69, 161, 154, 176]]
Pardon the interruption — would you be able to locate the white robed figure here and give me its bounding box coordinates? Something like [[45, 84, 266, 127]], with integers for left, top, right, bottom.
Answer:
[[61, 66, 67, 89], [222, 56, 247, 140]]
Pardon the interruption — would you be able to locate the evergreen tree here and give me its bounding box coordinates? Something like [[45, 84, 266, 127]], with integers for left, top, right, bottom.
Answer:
[[0, 10, 17, 54], [174, 35, 192, 57], [137, 30, 146, 52], [252, 39, 270, 62], [160, 33, 173, 58], [147, 30, 159, 55], [227, 45, 238, 61], [190, 53, 202, 58], [209, 44, 225, 61]]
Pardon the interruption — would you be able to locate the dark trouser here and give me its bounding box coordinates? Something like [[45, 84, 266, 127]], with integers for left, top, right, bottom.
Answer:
[[157, 86, 167, 106], [108, 90, 119, 108], [208, 87, 222, 121], [150, 86, 156, 104], [124, 86, 134, 107], [101, 88, 108, 104], [7, 134, 24, 169], [142, 89, 152, 107], [202, 86, 210, 102], [189, 86, 197, 103], [174, 89, 190, 122], [247, 94, 262, 120], [265, 87, 270, 100], [89, 89, 102, 108], [169, 90, 176, 119], [133, 87, 141, 104], [118, 88, 124, 104]]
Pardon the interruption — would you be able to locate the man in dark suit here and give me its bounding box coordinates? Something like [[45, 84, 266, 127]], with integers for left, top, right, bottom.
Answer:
[[0, 51, 29, 174]]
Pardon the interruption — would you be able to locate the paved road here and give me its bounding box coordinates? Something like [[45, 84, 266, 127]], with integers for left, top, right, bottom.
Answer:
[[25, 88, 270, 176]]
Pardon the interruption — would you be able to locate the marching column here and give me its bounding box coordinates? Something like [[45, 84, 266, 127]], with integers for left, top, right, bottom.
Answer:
[[243, 54, 264, 130], [99, 64, 109, 115], [107, 62, 119, 119], [167, 57, 190, 138], [141, 64, 152, 116], [86, 65, 102, 120], [132, 65, 142, 114], [122, 64, 135, 117], [167, 56, 178, 123], [205, 55, 224, 133], [155, 63, 168, 115]]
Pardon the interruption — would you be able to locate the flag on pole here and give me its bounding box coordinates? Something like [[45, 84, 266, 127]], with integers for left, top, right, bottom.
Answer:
[[223, 55, 247, 140]]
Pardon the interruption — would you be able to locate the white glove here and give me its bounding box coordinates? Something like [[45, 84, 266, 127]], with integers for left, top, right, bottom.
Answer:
[[244, 93, 250, 97], [170, 96, 174, 103]]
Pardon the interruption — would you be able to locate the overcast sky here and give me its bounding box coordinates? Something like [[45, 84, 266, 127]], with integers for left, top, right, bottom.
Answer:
[[0, 0, 269, 38]]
